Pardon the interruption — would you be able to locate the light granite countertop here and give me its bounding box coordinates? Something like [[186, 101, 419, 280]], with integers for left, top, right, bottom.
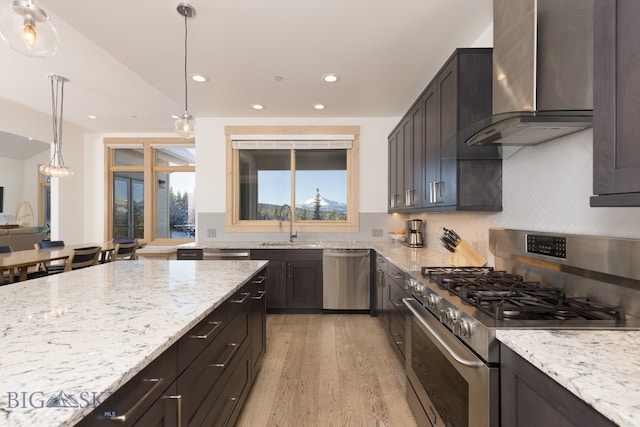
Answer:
[[0, 259, 268, 426], [497, 330, 640, 427]]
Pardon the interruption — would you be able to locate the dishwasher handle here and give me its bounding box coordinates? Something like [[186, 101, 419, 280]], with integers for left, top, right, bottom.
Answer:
[[323, 250, 370, 258]]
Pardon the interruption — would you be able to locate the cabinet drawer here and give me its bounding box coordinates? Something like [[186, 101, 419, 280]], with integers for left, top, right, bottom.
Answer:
[[178, 303, 251, 426], [77, 345, 177, 427], [227, 284, 252, 320], [178, 303, 227, 373], [209, 346, 252, 427], [177, 248, 204, 260], [389, 313, 406, 359]]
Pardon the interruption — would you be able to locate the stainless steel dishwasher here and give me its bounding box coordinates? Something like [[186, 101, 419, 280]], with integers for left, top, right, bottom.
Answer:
[[322, 249, 370, 310]]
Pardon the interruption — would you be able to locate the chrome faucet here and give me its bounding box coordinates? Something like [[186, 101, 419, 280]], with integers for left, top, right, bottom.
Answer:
[[278, 204, 298, 242]]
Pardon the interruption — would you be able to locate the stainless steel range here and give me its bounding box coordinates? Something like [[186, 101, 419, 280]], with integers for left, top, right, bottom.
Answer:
[[402, 228, 640, 427]]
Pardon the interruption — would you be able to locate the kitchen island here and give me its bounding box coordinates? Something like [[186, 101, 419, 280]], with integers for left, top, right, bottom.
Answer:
[[0, 259, 267, 426]]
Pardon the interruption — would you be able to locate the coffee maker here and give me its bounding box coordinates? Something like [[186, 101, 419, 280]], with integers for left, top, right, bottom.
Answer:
[[405, 219, 425, 248]]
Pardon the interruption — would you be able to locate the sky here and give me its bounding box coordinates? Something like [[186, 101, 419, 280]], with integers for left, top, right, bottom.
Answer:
[[259, 170, 347, 206]]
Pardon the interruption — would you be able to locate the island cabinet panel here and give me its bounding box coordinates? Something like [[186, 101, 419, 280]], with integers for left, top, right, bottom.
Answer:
[[75, 345, 178, 427], [251, 249, 323, 312], [249, 273, 267, 380], [591, 0, 640, 206], [500, 344, 615, 427], [77, 269, 266, 427]]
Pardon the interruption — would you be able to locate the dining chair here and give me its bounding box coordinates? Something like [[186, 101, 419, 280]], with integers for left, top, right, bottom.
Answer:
[[64, 246, 102, 272], [34, 240, 66, 274], [110, 239, 138, 261]]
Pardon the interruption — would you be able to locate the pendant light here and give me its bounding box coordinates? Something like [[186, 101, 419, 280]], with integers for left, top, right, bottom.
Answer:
[[0, 0, 59, 57], [39, 75, 73, 178], [174, 2, 196, 138]]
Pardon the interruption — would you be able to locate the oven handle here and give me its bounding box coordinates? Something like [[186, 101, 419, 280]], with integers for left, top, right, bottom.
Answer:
[[402, 297, 484, 368]]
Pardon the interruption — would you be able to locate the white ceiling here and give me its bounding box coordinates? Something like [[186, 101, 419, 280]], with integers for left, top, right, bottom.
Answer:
[[0, 0, 492, 137]]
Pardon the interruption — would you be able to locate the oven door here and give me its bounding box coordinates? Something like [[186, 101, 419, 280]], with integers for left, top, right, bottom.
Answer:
[[402, 297, 498, 427]]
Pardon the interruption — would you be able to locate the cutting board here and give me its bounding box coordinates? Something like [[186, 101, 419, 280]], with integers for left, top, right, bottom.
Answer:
[[449, 239, 487, 267]]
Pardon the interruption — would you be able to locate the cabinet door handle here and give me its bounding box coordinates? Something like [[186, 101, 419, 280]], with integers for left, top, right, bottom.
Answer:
[[189, 321, 222, 340], [229, 292, 250, 304], [429, 181, 434, 203], [162, 395, 182, 427], [252, 290, 266, 300], [434, 181, 443, 203], [102, 378, 165, 422], [210, 343, 239, 368], [221, 397, 240, 426]]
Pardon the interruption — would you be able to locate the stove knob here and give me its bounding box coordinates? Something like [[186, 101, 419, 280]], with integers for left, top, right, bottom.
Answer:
[[425, 294, 441, 309], [454, 319, 472, 338], [440, 307, 458, 326]]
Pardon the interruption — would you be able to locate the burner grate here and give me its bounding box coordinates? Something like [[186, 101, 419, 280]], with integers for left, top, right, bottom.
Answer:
[[420, 266, 626, 321]]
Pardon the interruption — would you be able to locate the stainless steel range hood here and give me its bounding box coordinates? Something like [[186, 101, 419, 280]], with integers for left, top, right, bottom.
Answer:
[[466, 0, 593, 147]]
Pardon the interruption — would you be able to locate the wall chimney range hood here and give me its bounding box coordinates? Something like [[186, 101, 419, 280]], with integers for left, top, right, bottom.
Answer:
[[466, 0, 594, 147]]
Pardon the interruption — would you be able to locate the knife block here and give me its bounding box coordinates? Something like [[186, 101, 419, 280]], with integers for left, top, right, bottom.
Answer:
[[449, 239, 487, 267]]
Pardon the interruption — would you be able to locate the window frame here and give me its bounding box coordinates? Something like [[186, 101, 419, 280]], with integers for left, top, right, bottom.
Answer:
[[225, 125, 360, 233], [104, 137, 195, 244]]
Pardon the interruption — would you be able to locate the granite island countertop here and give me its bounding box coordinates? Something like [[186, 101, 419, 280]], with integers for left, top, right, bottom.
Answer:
[[497, 329, 640, 427], [0, 259, 268, 426]]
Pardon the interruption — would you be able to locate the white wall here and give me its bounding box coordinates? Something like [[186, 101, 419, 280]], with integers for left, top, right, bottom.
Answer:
[[0, 157, 24, 222], [0, 97, 86, 244]]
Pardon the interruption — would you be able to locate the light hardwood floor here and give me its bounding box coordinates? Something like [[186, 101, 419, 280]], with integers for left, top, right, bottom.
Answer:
[[235, 314, 418, 427]]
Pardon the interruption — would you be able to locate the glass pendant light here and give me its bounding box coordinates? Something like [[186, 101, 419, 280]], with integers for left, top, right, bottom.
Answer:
[[0, 0, 59, 57], [40, 75, 73, 178], [174, 3, 196, 138]]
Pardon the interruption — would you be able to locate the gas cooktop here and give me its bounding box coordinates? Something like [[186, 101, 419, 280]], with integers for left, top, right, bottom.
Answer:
[[420, 266, 626, 322]]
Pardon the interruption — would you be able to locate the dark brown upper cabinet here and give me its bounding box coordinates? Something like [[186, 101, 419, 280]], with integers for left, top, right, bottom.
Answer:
[[591, 0, 640, 207], [388, 48, 502, 213]]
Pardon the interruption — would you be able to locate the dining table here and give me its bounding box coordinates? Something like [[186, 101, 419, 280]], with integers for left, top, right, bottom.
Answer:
[[0, 242, 120, 283]]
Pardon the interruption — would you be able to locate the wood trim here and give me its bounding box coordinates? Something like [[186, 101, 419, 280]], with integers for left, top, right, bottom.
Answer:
[[104, 137, 196, 243], [225, 125, 360, 233]]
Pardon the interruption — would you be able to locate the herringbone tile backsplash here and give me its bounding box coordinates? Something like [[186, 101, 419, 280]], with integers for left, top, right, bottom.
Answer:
[[418, 128, 640, 261]]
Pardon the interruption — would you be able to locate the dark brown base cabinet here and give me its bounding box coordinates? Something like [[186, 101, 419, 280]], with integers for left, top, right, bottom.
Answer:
[[250, 249, 323, 313], [591, 0, 640, 207], [77, 269, 267, 427], [375, 255, 409, 362], [500, 345, 615, 427]]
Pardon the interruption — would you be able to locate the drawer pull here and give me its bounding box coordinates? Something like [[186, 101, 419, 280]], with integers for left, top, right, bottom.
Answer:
[[161, 395, 182, 427], [230, 292, 250, 304], [190, 321, 222, 340], [251, 276, 266, 285], [391, 333, 405, 346], [391, 299, 404, 309], [251, 290, 266, 300], [102, 377, 165, 422], [211, 343, 239, 368]]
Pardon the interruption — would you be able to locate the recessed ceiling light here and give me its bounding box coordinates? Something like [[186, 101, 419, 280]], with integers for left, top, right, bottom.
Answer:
[[171, 114, 179, 119], [313, 104, 326, 110], [191, 74, 208, 83], [88, 115, 97, 119], [252, 104, 264, 110], [322, 74, 339, 83]]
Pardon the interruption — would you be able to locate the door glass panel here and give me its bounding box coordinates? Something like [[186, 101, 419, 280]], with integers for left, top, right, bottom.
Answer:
[[238, 150, 291, 220], [113, 172, 144, 238], [155, 171, 196, 238], [295, 149, 347, 221]]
